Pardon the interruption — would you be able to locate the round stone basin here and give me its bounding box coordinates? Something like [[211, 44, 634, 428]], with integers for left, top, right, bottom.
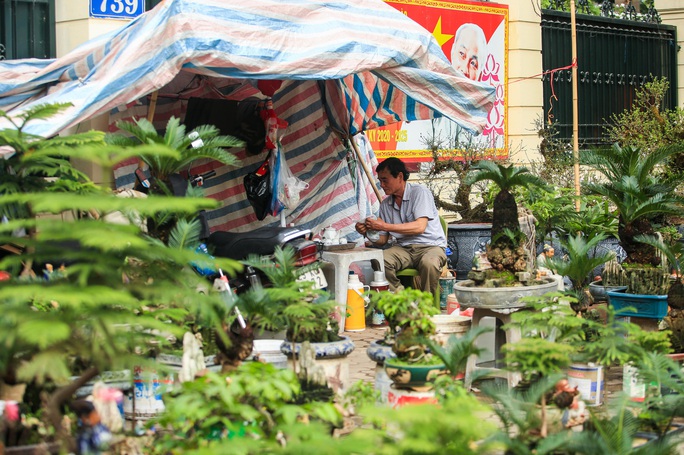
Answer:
[[453, 277, 558, 310]]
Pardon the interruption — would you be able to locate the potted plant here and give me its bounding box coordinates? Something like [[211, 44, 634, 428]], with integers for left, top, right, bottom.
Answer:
[[543, 233, 615, 315], [583, 144, 684, 316], [0, 104, 239, 450], [370, 288, 445, 391], [453, 162, 557, 310], [105, 116, 243, 241], [239, 247, 355, 396]]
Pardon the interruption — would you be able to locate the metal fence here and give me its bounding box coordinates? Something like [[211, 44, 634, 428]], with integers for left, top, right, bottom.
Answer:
[[541, 9, 677, 146], [0, 0, 55, 60]]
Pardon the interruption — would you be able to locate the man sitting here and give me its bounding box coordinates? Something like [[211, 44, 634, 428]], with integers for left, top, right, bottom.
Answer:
[[355, 157, 447, 295]]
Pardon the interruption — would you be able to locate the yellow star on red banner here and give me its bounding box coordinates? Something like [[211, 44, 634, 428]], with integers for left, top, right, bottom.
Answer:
[[432, 17, 454, 47]]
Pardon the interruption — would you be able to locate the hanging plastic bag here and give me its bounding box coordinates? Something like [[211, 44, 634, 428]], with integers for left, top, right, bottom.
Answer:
[[269, 145, 308, 216], [244, 158, 272, 221]]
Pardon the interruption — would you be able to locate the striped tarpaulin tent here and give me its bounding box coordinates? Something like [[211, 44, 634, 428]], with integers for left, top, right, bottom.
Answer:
[[0, 0, 495, 237]]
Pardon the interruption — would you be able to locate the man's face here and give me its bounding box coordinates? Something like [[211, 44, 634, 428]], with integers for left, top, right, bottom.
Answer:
[[452, 28, 482, 81], [377, 168, 404, 197]]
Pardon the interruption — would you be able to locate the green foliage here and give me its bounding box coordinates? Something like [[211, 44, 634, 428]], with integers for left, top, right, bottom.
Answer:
[[0, 105, 242, 444], [567, 395, 676, 455], [240, 246, 339, 344], [504, 339, 575, 383], [427, 326, 491, 380], [0, 104, 105, 221], [107, 116, 243, 184], [358, 393, 497, 454], [491, 227, 527, 247], [370, 288, 439, 362], [582, 143, 684, 265], [149, 363, 342, 454], [605, 78, 684, 158], [483, 375, 577, 454], [340, 380, 380, 412], [465, 161, 549, 196], [545, 233, 614, 295]]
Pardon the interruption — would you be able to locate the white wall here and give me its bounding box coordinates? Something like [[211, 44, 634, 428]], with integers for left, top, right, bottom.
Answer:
[[660, 0, 684, 108]]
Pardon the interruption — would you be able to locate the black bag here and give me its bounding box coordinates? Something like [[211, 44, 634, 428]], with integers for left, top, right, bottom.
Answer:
[[243, 159, 271, 221]]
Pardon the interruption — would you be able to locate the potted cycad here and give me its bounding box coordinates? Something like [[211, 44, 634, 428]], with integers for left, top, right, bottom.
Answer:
[[543, 233, 615, 315], [453, 162, 557, 310], [105, 116, 243, 241], [583, 144, 684, 318]]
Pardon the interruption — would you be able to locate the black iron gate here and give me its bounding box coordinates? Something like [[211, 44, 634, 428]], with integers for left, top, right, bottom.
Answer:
[[0, 0, 55, 60], [541, 9, 677, 146]]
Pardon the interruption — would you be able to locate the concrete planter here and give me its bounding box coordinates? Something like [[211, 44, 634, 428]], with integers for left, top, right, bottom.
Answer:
[[453, 277, 558, 310]]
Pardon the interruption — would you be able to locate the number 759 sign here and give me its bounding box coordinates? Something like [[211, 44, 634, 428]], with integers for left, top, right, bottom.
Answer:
[[90, 0, 144, 20]]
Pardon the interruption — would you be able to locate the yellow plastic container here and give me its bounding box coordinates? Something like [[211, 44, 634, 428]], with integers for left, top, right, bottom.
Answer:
[[344, 274, 369, 331]]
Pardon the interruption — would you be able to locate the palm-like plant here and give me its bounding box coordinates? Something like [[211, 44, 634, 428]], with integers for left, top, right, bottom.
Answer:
[[106, 116, 243, 190], [544, 233, 615, 312], [465, 161, 548, 273], [583, 144, 684, 266]]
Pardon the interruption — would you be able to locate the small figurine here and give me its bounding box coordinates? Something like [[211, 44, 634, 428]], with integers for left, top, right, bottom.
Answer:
[[71, 399, 114, 455], [471, 250, 492, 271], [179, 331, 206, 383]]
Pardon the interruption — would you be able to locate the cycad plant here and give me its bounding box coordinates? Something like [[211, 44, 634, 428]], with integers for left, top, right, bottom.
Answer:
[[465, 161, 548, 274], [544, 233, 615, 313], [583, 143, 684, 268], [106, 116, 243, 242], [106, 116, 243, 190]]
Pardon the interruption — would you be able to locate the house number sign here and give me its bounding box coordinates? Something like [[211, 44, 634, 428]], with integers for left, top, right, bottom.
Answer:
[[90, 0, 144, 20]]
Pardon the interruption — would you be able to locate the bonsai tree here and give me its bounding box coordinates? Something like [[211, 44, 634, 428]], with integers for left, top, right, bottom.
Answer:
[[0, 104, 240, 449], [583, 143, 684, 294], [465, 161, 548, 276], [371, 288, 440, 363]]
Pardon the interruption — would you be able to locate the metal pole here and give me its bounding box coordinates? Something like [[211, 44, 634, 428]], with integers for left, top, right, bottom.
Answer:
[[570, 0, 580, 212]]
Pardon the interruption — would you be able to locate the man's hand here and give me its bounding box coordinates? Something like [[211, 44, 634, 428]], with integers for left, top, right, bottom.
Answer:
[[355, 221, 368, 236], [365, 217, 383, 231]]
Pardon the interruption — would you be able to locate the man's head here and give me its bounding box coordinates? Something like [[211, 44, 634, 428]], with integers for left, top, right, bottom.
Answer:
[[451, 23, 486, 81], [376, 157, 409, 197]]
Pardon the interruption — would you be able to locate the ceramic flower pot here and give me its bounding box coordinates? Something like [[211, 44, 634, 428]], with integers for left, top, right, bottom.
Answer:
[[588, 280, 627, 303], [280, 336, 355, 394], [383, 358, 446, 392]]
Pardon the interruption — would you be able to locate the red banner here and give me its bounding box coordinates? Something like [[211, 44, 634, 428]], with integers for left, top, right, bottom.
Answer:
[[373, 0, 508, 163]]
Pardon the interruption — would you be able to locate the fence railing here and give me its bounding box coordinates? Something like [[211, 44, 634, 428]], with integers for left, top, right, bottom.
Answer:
[[541, 9, 677, 146]]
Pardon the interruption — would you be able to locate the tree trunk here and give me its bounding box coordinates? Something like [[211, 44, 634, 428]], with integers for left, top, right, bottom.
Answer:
[[45, 366, 99, 452]]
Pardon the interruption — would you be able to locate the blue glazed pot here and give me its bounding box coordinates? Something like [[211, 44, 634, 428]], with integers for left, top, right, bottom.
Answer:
[[607, 289, 668, 319], [366, 339, 396, 365], [279, 336, 355, 359]]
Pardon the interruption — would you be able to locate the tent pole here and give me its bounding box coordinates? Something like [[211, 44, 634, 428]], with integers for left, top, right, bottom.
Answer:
[[570, 0, 580, 212], [350, 135, 382, 201]]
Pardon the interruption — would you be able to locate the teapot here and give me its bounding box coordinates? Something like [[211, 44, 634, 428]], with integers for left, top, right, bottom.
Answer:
[[322, 226, 339, 244]]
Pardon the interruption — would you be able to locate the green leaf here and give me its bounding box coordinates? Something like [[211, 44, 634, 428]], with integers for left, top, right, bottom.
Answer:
[[18, 320, 71, 349], [17, 351, 71, 383]]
